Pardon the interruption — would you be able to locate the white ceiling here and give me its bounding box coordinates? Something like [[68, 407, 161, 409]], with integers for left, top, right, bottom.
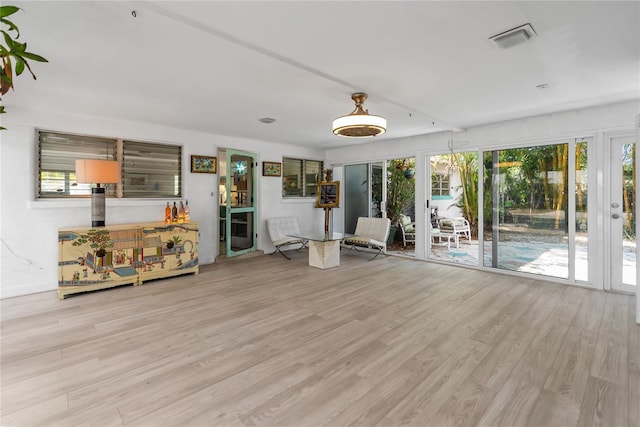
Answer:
[[5, 1, 640, 149]]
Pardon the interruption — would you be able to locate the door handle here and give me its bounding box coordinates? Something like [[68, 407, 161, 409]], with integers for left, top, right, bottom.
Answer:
[[611, 213, 620, 219]]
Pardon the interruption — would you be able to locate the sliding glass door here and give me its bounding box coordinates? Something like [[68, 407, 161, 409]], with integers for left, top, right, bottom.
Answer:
[[482, 140, 590, 281], [427, 151, 479, 265], [344, 162, 383, 234]]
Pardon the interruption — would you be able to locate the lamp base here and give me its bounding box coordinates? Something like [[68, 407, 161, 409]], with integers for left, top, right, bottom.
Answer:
[[91, 187, 106, 227]]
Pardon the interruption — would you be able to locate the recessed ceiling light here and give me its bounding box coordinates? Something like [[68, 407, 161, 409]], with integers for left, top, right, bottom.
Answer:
[[489, 23, 537, 49], [259, 117, 276, 124]]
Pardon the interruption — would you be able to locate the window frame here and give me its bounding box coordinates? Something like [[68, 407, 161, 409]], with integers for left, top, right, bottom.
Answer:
[[431, 172, 451, 197], [37, 130, 183, 199], [281, 157, 324, 198]]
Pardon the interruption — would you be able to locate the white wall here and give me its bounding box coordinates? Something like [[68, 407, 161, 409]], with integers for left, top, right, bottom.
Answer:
[[0, 106, 324, 298], [2, 100, 638, 298]]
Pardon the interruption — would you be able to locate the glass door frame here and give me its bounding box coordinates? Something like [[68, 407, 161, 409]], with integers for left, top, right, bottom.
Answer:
[[225, 149, 258, 258], [477, 138, 595, 283], [425, 148, 481, 265], [344, 163, 371, 234], [426, 137, 596, 284], [343, 162, 386, 230]]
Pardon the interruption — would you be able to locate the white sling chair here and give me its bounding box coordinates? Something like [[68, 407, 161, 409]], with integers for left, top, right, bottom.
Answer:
[[266, 217, 308, 260]]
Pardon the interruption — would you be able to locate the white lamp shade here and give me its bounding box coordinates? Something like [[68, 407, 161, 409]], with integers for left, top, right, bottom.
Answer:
[[75, 159, 121, 184], [332, 92, 387, 138], [332, 114, 387, 137]]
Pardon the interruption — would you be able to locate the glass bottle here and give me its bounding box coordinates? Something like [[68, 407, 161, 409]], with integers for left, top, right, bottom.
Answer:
[[172, 202, 178, 223], [165, 202, 171, 224], [178, 201, 185, 224], [184, 200, 190, 223]]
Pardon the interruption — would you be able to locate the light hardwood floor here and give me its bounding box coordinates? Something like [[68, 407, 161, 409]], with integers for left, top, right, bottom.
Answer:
[[1, 251, 638, 426]]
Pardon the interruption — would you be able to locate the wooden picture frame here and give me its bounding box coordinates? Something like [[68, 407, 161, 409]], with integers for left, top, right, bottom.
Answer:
[[262, 161, 282, 177], [316, 181, 340, 208], [129, 174, 147, 187], [190, 155, 217, 174]]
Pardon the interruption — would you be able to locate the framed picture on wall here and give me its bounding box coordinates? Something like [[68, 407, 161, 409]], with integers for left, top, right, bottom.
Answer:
[[262, 161, 281, 176], [191, 155, 217, 174], [316, 181, 340, 208], [129, 174, 147, 187]]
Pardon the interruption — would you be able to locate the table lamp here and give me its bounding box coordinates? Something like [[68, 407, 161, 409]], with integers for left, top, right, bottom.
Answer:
[[75, 159, 121, 227]]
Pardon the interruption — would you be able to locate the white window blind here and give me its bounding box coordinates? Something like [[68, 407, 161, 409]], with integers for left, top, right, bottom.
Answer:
[[122, 140, 182, 198], [38, 130, 182, 199], [39, 131, 117, 197]]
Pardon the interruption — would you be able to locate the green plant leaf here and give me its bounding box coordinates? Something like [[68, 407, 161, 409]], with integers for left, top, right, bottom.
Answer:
[[19, 51, 47, 62], [8, 39, 26, 54], [0, 6, 20, 19], [2, 30, 15, 49], [15, 55, 37, 79], [0, 17, 19, 36], [14, 58, 23, 75]]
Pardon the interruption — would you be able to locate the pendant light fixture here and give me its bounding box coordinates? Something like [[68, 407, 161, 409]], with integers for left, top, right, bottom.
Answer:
[[332, 92, 387, 138]]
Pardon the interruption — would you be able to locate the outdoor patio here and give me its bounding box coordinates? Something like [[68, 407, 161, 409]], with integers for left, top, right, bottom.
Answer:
[[388, 234, 635, 283]]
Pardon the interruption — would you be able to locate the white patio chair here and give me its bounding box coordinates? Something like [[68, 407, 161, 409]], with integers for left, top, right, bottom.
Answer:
[[399, 214, 416, 246], [438, 217, 471, 241]]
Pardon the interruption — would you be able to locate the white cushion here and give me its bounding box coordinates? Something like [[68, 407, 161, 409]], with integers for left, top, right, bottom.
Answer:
[[267, 217, 303, 247], [345, 217, 391, 251]]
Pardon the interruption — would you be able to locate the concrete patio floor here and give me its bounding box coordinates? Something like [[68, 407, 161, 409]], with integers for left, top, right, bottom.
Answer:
[[388, 237, 636, 284]]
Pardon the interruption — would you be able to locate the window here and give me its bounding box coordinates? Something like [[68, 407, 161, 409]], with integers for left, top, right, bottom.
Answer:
[[38, 130, 182, 199], [282, 157, 323, 197], [432, 172, 450, 197], [122, 140, 181, 198], [39, 131, 117, 198]]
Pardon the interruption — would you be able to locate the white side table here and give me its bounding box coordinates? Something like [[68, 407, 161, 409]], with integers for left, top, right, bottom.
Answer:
[[287, 232, 353, 269]]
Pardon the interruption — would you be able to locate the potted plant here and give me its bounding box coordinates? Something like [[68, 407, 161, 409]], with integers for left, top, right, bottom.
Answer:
[[386, 159, 415, 242], [1, 5, 48, 129], [397, 158, 415, 178]]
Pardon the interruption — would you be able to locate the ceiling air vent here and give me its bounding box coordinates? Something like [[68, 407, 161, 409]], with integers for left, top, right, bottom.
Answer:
[[489, 23, 536, 49]]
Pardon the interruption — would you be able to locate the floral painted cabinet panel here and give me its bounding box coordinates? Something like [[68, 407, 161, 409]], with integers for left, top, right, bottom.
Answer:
[[58, 222, 199, 299], [138, 223, 199, 283]]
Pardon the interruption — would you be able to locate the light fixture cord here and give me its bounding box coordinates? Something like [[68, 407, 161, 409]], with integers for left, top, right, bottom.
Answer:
[[448, 134, 456, 177]]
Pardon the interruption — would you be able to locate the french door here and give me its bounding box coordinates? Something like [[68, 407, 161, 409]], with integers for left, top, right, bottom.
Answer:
[[609, 135, 636, 293]]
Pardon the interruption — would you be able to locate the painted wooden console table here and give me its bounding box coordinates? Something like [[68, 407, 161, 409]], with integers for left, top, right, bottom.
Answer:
[[57, 222, 198, 299]]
